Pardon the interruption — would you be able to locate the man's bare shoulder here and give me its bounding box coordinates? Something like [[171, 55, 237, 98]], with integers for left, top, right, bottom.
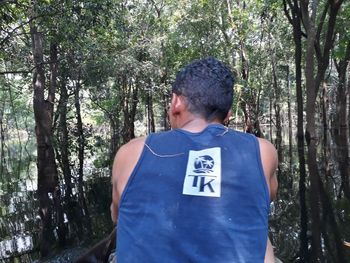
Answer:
[[113, 136, 146, 174], [257, 138, 278, 174], [118, 136, 147, 156], [112, 136, 147, 193], [257, 138, 277, 159]]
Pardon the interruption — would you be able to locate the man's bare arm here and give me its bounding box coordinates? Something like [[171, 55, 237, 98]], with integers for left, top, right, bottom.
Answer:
[[264, 238, 275, 263], [110, 149, 122, 225], [110, 137, 146, 225], [258, 138, 278, 262], [258, 138, 278, 201]]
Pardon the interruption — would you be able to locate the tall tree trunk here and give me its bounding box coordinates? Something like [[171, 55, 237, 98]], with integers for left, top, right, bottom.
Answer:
[[269, 95, 273, 140], [0, 101, 5, 178], [160, 71, 170, 131], [58, 80, 72, 198], [122, 78, 138, 142], [271, 52, 283, 164], [49, 42, 65, 247], [334, 40, 350, 200], [241, 102, 252, 133], [75, 79, 85, 184], [8, 85, 22, 176], [335, 129, 350, 201], [162, 92, 170, 131], [321, 82, 331, 188], [147, 86, 155, 134], [321, 82, 328, 140], [31, 22, 61, 256], [109, 117, 120, 165], [335, 70, 348, 133], [74, 78, 91, 234], [348, 66, 350, 135], [284, 0, 309, 259], [286, 65, 293, 189], [304, 17, 323, 263]]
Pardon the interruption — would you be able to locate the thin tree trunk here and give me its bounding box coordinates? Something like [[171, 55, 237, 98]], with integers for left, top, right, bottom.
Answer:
[[8, 85, 22, 176], [348, 65, 350, 147], [301, 0, 323, 260], [75, 79, 85, 183], [321, 82, 328, 139], [109, 117, 119, 165], [335, 87, 350, 200], [334, 41, 350, 200], [122, 78, 138, 142], [348, 66, 350, 135], [286, 65, 293, 189], [321, 82, 331, 188], [252, 87, 263, 138], [271, 53, 283, 164], [162, 92, 170, 131], [241, 102, 252, 133], [58, 79, 72, 198], [283, 0, 309, 259], [49, 42, 65, 247], [147, 90, 155, 134], [0, 101, 5, 178], [269, 95, 272, 140], [74, 78, 91, 235], [335, 129, 350, 200]]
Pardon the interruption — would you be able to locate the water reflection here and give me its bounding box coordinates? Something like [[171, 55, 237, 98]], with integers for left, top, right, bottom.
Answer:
[[0, 235, 34, 260], [0, 186, 39, 262], [0, 172, 113, 262]]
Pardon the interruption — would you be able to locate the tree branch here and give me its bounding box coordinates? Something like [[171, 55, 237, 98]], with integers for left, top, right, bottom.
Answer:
[[0, 14, 46, 47], [1, 1, 64, 48], [283, 0, 294, 26], [0, 57, 64, 75], [0, 68, 34, 75], [315, 2, 330, 63], [314, 0, 344, 94]]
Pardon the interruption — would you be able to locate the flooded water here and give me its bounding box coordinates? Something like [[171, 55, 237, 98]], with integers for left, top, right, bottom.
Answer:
[[0, 170, 113, 262], [1, 127, 350, 262]]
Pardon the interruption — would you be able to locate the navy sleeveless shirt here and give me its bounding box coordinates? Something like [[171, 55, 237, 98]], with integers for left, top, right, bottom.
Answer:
[[116, 124, 270, 263]]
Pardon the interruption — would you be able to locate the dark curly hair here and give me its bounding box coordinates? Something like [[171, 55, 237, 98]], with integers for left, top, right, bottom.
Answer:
[[172, 57, 234, 122]]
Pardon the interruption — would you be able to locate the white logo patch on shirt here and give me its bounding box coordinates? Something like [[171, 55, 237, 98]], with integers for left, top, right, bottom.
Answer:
[[182, 147, 221, 197]]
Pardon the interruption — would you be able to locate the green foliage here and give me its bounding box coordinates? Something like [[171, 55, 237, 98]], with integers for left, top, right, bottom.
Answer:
[[0, 0, 301, 174], [333, 2, 350, 60]]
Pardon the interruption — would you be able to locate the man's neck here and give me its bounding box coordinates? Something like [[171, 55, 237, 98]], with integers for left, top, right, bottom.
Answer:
[[178, 117, 221, 133]]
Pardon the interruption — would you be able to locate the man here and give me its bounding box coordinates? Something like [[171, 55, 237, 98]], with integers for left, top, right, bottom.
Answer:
[[111, 57, 278, 262]]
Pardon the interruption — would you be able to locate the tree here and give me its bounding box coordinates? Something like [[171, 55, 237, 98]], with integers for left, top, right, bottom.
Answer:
[[30, 2, 64, 255]]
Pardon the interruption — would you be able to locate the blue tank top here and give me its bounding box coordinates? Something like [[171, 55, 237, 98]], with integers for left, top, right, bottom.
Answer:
[[116, 124, 270, 263]]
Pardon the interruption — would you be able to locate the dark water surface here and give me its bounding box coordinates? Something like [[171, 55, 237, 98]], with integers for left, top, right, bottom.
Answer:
[[1, 128, 350, 262], [0, 173, 113, 262]]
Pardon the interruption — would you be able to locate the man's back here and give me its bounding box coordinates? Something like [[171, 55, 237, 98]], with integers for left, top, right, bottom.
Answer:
[[110, 57, 278, 263], [116, 124, 270, 263]]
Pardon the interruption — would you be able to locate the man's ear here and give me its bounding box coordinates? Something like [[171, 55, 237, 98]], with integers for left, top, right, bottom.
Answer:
[[170, 93, 186, 115]]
